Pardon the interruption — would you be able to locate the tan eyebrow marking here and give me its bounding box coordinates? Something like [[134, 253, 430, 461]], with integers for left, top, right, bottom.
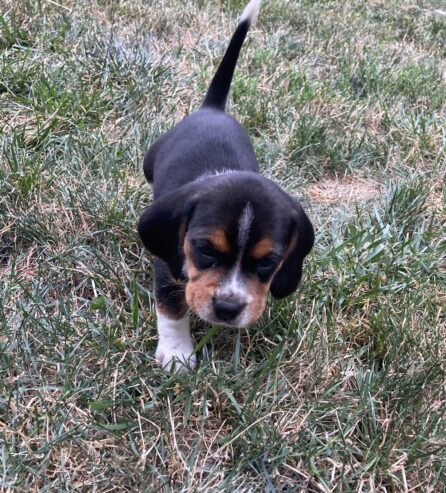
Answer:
[[251, 237, 274, 259], [208, 229, 231, 254]]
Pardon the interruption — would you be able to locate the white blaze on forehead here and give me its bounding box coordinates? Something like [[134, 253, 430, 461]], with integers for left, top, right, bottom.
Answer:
[[237, 202, 254, 249], [214, 202, 254, 321], [214, 202, 254, 305]]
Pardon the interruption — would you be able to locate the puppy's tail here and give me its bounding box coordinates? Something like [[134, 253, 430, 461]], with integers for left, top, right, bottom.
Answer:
[[201, 0, 261, 111]]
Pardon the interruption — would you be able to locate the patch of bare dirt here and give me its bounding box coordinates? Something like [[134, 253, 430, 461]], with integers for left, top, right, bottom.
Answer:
[[307, 177, 380, 204]]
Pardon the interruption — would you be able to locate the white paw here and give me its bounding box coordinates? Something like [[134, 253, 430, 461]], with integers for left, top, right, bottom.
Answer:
[[155, 312, 196, 373], [155, 340, 197, 374]]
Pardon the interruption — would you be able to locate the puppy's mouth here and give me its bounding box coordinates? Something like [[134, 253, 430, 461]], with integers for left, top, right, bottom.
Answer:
[[189, 303, 261, 329], [203, 314, 250, 329]]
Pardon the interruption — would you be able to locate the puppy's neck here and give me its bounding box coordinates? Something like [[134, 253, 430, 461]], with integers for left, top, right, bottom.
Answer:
[[194, 168, 237, 183]]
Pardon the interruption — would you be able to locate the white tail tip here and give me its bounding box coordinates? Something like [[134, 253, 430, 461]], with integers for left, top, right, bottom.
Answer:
[[240, 0, 261, 25]]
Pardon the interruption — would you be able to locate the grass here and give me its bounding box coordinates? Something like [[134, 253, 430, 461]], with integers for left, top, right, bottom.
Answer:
[[0, 0, 445, 490]]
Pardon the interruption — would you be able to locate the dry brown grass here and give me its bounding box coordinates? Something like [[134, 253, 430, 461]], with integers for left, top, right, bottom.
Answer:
[[308, 177, 381, 204]]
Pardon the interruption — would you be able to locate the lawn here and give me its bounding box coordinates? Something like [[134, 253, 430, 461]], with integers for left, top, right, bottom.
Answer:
[[1, 0, 445, 491]]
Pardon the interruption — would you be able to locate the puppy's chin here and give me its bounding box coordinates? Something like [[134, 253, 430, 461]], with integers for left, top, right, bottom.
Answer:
[[190, 306, 261, 329], [208, 316, 250, 329]]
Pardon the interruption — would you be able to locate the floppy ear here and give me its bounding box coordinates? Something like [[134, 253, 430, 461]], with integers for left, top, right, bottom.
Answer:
[[270, 204, 314, 299], [137, 184, 200, 280]]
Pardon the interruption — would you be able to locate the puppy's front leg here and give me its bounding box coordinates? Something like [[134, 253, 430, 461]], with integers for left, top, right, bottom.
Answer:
[[153, 259, 196, 373], [155, 311, 196, 373]]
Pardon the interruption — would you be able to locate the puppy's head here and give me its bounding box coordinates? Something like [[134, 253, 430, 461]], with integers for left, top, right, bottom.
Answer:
[[138, 172, 314, 327]]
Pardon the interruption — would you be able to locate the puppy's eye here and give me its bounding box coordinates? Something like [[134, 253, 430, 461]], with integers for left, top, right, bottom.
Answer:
[[197, 242, 215, 257], [193, 241, 218, 269], [256, 256, 279, 279]]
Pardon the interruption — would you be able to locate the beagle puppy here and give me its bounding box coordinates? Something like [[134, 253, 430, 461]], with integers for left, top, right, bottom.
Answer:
[[138, 0, 314, 372]]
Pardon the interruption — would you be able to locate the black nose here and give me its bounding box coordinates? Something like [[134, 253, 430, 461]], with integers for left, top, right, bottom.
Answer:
[[213, 298, 245, 321]]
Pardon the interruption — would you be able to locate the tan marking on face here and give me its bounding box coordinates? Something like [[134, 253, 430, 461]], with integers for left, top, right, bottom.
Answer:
[[251, 237, 274, 259], [243, 258, 285, 325], [183, 239, 226, 318], [243, 277, 273, 325], [208, 229, 231, 254]]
